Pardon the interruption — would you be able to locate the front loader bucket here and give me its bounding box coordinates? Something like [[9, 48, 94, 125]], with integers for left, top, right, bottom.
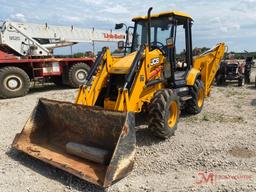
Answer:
[[12, 98, 136, 188]]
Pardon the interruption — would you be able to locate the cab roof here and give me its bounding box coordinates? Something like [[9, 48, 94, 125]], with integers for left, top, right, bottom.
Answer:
[[132, 10, 193, 21]]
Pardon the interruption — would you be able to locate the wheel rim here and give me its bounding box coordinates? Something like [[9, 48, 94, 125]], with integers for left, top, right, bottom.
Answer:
[[197, 88, 204, 108], [75, 69, 87, 83], [168, 101, 178, 128], [3, 75, 23, 91]]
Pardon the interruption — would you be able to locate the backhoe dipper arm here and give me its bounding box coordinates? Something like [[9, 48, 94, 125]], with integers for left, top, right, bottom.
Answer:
[[193, 43, 226, 96]]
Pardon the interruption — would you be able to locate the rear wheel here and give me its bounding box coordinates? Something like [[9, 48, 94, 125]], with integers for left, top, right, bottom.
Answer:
[[186, 79, 205, 114], [148, 89, 180, 139], [0, 67, 30, 98], [68, 63, 90, 88]]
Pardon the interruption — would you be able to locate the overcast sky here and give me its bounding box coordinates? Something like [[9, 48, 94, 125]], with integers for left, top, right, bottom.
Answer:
[[0, 0, 255, 54]]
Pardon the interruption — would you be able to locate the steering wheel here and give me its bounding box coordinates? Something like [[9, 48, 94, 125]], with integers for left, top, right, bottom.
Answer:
[[150, 41, 167, 55]]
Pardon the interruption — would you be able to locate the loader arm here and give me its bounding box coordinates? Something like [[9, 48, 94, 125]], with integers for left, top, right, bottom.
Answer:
[[76, 48, 113, 106], [193, 43, 226, 96], [76, 45, 165, 113]]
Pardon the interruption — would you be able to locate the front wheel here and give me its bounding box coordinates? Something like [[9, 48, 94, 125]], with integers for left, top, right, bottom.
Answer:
[[216, 74, 225, 86], [244, 74, 250, 84], [0, 67, 30, 98], [238, 77, 244, 87], [148, 89, 180, 139]]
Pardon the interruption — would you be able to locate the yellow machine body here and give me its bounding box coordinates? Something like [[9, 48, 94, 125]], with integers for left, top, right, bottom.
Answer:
[[76, 43, 225, 112]]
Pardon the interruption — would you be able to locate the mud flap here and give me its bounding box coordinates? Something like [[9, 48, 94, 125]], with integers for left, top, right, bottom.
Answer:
[[12, 98, 136, 188]]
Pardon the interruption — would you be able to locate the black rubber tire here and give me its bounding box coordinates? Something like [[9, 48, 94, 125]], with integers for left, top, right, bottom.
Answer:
[[68, 63, 90, 88], [0, 67, 30, 99], [244, 75, 250, 84], [216, 74, 225, 86], [185, 79, 205, 115], [238, 77, 244, 87], [148, 89, 180, 139], [216, 62, 226, 86]]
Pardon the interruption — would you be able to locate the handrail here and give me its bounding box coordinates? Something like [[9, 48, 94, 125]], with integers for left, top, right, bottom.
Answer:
[[85, 47, 107, 85]]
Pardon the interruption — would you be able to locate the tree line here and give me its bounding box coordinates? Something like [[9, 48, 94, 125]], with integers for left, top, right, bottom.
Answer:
[[56, 48, 256, 60]]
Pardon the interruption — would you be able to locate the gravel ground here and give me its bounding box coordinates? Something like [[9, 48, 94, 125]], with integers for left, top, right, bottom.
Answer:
[[0, 69, 256, 192]]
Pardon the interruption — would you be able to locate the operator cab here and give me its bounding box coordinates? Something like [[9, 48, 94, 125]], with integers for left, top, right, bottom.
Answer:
[[131, 11, 193, 88]]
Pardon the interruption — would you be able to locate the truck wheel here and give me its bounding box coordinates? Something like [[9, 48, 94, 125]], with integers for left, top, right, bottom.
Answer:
[[68, 63, 90, 88], [216, 74, 225, 86], [148, 89, 180, 139], [238, 77, 244, 86], [216, 62, 226, 86], [244, 75, 250, 84], [0, 67, 30, 99], [186, 79, 205, 115]]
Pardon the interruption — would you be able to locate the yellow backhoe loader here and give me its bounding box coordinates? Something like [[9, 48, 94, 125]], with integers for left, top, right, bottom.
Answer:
[[12, 8, 225, 188]]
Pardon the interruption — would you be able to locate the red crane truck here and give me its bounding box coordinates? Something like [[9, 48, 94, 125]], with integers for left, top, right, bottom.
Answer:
[[0, 21, 126, 98]]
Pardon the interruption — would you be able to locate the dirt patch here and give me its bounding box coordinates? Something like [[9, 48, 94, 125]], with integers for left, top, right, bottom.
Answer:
[[185, 112, 244, 123], [229, 146, 256, 158]]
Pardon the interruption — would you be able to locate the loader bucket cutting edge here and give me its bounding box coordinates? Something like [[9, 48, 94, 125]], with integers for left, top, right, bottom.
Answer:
[[12, 98, 136, 188]]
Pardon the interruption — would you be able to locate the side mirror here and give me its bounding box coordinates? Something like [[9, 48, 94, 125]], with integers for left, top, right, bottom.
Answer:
[[166, 37, 174, 48], [117, 41, 125, 50], [115, 23, 124, 30]]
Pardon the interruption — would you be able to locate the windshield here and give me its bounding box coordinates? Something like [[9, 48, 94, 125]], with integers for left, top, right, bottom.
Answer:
[[132, 16, 174, 51]]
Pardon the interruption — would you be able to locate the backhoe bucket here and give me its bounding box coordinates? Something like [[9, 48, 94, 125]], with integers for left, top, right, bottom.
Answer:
[[12, 98, 136, 188]]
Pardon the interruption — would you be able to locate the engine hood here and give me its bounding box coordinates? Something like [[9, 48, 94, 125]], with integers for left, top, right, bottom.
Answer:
[[110, 52, 137, 74]]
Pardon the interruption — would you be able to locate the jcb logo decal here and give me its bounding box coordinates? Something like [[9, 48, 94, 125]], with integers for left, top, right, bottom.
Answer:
[[150, 58, 160, 66]]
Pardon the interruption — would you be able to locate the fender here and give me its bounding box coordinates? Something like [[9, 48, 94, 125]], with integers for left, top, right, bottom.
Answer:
[[186, 68, 201, 86]]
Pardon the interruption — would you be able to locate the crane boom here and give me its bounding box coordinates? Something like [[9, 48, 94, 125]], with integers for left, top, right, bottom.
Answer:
[[0, 21, 127, 56]]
